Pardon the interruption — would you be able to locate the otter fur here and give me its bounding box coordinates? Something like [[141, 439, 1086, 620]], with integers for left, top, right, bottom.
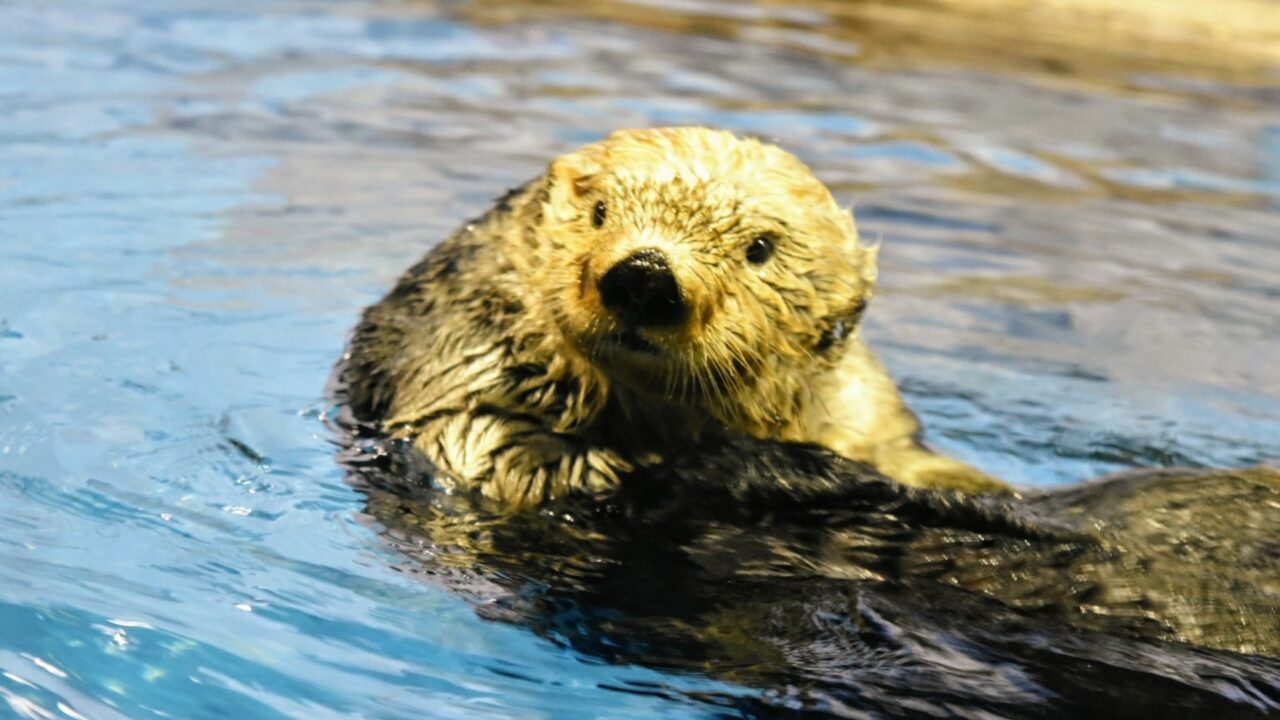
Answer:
[[340, 126, 1006, 508]]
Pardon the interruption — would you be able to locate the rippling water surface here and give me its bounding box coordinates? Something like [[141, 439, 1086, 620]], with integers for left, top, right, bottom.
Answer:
[[2, 0, 1278, 717]]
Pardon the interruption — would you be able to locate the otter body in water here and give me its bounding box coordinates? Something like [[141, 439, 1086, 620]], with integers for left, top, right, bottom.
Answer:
[[341, 127, 1003, 507], [344, 435, 1280, 716]]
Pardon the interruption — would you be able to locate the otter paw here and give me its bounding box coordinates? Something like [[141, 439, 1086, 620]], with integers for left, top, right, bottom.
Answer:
[[572, 448, 633, 497], [483, 443, 633, 507], [898, 455, 1013, 496]]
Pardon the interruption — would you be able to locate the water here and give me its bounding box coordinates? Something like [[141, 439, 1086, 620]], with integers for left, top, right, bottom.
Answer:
[[1, 0, 1278, 717]]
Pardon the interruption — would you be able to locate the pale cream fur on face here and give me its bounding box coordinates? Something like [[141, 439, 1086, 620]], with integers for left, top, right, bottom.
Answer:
[[534, 127, 878, 437]]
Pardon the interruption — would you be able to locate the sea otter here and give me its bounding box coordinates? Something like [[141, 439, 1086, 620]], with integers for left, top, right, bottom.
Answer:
[[339, 126, 1006, 508]]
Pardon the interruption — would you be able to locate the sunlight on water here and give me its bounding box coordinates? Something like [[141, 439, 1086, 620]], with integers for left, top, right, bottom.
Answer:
[[1, 0, 1278, 717]]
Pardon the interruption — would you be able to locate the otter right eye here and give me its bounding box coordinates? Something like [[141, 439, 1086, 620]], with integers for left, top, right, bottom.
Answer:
[[746, 235, 775, 264], [592, 201, 607, 228]]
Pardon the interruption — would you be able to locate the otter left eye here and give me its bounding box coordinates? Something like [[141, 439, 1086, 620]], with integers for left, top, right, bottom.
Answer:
[[746, 235, 775, 264], [592, 201, 607, 228]]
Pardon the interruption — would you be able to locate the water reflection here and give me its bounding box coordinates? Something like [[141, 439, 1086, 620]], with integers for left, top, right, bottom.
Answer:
[[461, 0, 1280, 92]]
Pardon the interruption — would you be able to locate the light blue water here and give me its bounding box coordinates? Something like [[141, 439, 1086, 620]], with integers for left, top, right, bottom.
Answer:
[[1, 0, 1278, 717]]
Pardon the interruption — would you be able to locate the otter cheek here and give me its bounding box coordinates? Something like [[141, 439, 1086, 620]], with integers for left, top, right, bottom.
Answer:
[[692, 285, 718, 332], [576, 254, 595, 302]]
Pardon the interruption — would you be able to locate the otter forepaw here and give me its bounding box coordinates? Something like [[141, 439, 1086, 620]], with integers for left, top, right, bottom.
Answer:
[[901, 457, 1013, 496], [569, 448, 634, 497], [482, 441, 633, 508]]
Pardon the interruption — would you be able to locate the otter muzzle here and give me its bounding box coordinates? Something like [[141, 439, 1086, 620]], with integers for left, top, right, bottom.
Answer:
[[598, 248, 687, 328]]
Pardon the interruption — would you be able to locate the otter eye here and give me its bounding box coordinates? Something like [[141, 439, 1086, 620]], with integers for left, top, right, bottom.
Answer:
[[592, 201, 607, 228], [746, 235, 775, 264]]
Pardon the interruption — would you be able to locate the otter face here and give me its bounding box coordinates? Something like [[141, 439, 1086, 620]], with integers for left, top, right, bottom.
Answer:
[[536, 127, 878, 431]]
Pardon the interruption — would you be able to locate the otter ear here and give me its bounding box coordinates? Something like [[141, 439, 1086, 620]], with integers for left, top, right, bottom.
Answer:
[[548, 151, 601, 205], [859, 240, 880, 287]]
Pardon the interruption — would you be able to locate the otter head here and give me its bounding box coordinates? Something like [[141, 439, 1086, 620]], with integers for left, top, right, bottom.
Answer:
[[537, 127, 878, 437]]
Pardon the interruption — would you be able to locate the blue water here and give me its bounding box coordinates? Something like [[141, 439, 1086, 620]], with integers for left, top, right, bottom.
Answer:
[[2, 0, 1278, 717]]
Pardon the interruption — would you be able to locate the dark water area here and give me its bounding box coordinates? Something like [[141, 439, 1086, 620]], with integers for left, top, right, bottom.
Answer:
[[2, 0, 1279, 718]]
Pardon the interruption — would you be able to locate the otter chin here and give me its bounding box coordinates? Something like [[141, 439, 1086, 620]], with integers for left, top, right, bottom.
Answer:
[[339, 126, 1008, 508]]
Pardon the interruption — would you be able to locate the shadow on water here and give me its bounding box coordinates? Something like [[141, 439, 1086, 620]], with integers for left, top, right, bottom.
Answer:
[[335, 410, 1280, 719]]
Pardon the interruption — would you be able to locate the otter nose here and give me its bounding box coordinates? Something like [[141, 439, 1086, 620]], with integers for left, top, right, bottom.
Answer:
[[598, 249, 687, 328]]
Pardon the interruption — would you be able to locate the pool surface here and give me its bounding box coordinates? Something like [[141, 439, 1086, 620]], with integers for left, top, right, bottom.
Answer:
[[2, 0, 1278, 717]]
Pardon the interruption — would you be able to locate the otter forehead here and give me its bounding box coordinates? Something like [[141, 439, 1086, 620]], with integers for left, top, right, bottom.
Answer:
[[594, 127, 834, 204], [571, 129, 848, 242], [607, 175, 744, 232]]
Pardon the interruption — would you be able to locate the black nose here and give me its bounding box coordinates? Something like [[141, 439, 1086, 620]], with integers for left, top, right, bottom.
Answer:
[[598, 249, 687, 328]]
